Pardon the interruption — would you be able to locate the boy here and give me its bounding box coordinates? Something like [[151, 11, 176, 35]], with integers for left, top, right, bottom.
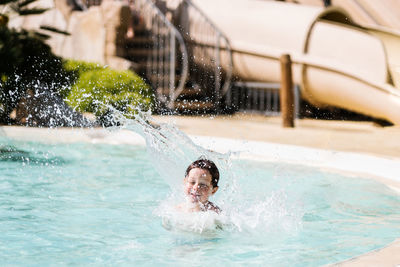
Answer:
[[177, 158, 221, 213]]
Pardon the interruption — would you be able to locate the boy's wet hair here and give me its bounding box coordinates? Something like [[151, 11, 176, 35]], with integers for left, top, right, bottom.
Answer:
[[185, 158, 220, 188]]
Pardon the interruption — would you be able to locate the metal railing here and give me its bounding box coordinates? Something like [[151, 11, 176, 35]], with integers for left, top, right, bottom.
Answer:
[[71, 0, 189, 110], [136, 0, 189, 109], [177, 0, 233, 106], [84, 0, 102, 7], [73, 0, 101, 10], [230, 45, 400, 97], [232, 82, 300, 117]]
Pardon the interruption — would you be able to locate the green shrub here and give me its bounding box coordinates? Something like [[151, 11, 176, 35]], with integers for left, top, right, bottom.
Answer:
[[64, 60, 153, 119], [60, 60, 103, 99], [64, 60, 103, 76]]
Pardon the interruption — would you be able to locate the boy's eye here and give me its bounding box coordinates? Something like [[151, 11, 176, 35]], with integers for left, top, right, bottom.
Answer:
[[199, 184, 208, 189]]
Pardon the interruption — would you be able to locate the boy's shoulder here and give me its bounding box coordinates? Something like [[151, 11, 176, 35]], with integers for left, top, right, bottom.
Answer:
[[204, 201, 221, 214], [175, 202, 221, 213]]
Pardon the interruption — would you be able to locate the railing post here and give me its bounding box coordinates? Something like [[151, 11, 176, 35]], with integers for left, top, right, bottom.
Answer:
[[169, 31, 176, 105], [280, 54, 295, 128], [215, 33, 221, 109]]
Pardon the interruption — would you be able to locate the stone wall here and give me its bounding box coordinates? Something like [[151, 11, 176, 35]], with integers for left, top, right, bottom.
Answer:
[[9, 0, 133, 70]]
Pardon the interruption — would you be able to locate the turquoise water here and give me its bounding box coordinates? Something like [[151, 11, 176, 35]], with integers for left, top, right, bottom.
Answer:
[[1, 136, 400, 266]]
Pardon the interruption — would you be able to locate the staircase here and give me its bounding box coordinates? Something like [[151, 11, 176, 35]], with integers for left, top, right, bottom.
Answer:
[[78, 0, 281, 116], [125, 0, 233, 114]]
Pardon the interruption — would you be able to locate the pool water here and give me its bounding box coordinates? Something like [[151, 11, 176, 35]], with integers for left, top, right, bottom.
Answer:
[[1, 136, 400, 266]]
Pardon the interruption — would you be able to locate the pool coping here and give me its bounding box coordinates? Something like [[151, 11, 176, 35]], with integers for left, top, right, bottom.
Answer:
[[1, 126, 399, 266]]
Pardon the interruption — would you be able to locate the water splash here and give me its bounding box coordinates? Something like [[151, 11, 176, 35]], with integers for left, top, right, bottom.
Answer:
[[10, 81, 92, 127], [105, 107, 304, 235]]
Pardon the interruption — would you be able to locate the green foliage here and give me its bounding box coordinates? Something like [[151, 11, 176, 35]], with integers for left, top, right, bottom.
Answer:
[[1, 0, 151, 125], [64, 60, 103, 76], [64, 60, 153, 119]]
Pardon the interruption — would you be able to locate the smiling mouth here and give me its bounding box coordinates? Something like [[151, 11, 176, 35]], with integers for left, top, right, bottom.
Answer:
[[189, 193, 201, 201]]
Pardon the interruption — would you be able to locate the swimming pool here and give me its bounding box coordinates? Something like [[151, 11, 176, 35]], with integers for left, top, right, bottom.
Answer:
[[1, 125, 400, 266]]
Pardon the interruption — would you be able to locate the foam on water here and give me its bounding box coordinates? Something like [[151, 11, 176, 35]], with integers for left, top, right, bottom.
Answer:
[[115, 109, 304, 235], [2, 107, 400, 265]]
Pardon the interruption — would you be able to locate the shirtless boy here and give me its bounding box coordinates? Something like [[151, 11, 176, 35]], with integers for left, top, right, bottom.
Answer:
[[177, 159, 221, 213]]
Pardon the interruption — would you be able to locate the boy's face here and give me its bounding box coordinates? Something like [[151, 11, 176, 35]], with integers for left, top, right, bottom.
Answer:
[[184, 167, 218, 204]]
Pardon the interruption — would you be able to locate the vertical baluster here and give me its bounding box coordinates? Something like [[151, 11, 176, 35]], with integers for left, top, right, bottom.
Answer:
[[146, 3, 152, 83], [266, 89, 271, 114], [254, 87, 258, 111], [169, 31, 176, 105], [260, 88, 265, 111], [215, 33, 221, 106], [163, 29, 169, 104], [273, 87, 278, 113], [151, 14, 157, 90], [162, 28, 167, 102], [224, 39, 231, 107], [158, 18, 163, 98]]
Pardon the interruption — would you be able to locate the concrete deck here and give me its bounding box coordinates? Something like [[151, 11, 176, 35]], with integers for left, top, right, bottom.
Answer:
[[154, 114, 400, 159]]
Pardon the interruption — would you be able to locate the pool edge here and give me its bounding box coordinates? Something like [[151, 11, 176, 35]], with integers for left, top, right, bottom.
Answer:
[[191, 135, 400, 267], [1, 126, 399, 266]]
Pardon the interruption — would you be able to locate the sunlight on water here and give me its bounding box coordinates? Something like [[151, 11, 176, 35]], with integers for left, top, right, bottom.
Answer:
[[1, 109, 400, 266]]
